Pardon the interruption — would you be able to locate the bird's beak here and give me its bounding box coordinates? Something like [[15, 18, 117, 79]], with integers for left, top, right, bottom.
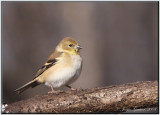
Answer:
[[77, 45, 83, 50], [76, 45, 82, 52]]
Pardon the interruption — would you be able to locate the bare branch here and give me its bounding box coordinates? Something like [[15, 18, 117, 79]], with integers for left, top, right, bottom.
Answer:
[[4, 81, 158, 113]]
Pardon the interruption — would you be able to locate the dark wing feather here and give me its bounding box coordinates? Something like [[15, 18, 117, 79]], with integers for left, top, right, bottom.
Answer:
[[33, 50, 62, 79]]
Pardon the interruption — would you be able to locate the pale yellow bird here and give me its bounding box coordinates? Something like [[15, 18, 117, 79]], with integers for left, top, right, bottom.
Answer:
[[15, 37, 82, 94]]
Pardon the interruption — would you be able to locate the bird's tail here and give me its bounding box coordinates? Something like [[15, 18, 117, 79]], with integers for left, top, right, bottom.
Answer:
[[14, 79, 41, 94]]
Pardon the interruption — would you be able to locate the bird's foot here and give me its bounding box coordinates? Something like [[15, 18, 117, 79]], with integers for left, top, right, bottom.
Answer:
[[66, 85, 76, 91], [48, 90, 62, 94], [71, 87, 76, 90]]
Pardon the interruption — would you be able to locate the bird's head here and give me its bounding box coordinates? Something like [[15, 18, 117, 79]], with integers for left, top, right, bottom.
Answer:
[[56, 37, 82, 55]]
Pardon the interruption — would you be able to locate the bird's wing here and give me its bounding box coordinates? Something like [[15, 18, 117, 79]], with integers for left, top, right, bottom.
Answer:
[[33, 50, 62, 79]]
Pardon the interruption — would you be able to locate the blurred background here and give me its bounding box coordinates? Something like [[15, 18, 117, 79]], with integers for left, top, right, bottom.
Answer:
[[2, 1, 158, 104]]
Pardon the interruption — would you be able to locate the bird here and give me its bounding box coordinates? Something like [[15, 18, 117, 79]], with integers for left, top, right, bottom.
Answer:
[[15, 37, 83, 94]]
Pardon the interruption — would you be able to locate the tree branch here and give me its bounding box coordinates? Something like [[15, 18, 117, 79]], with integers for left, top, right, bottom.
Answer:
[[4, 81, 158, 113]]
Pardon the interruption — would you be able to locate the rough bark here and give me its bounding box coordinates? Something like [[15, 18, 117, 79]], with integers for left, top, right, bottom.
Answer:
[[4, 81, 158, 113]]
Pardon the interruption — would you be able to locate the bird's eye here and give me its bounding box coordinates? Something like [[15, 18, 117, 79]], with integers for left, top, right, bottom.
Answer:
[[69, 44, 73, 47]]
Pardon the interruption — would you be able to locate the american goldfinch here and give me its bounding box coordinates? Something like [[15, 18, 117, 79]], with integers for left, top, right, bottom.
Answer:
[[15, 37, 82, 94]]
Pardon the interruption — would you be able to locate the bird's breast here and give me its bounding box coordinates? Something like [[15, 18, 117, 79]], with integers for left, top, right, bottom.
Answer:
[[43, 54, 82, 88]]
